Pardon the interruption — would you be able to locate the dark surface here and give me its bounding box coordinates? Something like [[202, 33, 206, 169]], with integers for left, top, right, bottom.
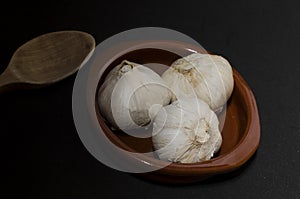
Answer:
[[1, 0, 299, 198]]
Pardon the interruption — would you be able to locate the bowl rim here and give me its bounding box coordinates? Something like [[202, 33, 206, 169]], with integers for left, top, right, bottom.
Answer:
[[94, 40, 261, 176]]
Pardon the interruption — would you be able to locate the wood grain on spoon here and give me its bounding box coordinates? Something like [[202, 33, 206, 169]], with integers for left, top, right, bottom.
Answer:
[[0, 30, 95, 93]]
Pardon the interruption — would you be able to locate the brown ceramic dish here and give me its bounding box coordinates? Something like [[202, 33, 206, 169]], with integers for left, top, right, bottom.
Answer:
[[93, 40, 260, 184]]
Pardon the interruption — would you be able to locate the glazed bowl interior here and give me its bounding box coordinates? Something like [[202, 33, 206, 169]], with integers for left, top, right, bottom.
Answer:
[[94, 41, 259, 179], [97, 48, 246, 157]]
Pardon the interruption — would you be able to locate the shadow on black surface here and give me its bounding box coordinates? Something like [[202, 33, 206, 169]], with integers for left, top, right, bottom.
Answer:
[[131, 152, 258, 187]]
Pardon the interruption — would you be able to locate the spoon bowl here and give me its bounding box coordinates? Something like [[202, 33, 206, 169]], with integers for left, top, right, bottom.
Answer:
[[0, 30, 95, 92]]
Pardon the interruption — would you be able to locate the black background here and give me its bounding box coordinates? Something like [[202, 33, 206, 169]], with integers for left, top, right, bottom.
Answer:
[[1, 0, 299, 198]]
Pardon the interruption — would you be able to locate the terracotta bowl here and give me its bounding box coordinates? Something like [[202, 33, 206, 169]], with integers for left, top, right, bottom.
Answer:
[[93, 40, 260, 184]]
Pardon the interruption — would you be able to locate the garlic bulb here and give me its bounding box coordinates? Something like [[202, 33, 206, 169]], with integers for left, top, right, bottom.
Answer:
[[152, 97, 222, 163], [98, 60, 171, 130], [162, 53, 234, 112]]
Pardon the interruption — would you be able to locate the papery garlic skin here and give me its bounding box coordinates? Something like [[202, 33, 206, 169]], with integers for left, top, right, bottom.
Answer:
[[162, 53, 234, 112], [98, 60, 171, 130], [152, 97, 222, 163]]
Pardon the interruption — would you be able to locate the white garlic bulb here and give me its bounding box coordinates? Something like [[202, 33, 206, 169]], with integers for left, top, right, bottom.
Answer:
[[98, 60, 172, 130], [162, 53, 234, 112], [152, 97, 222, 163]]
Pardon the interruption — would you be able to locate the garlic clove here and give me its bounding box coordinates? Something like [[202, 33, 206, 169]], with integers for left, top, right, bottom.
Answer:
[[152, 97, 222, 163], [98, 60, 172, 130], [162, 53, 234, 112]]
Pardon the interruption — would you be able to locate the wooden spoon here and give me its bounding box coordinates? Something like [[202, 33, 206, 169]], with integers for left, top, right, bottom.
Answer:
[[0, 30, 95, 93]]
